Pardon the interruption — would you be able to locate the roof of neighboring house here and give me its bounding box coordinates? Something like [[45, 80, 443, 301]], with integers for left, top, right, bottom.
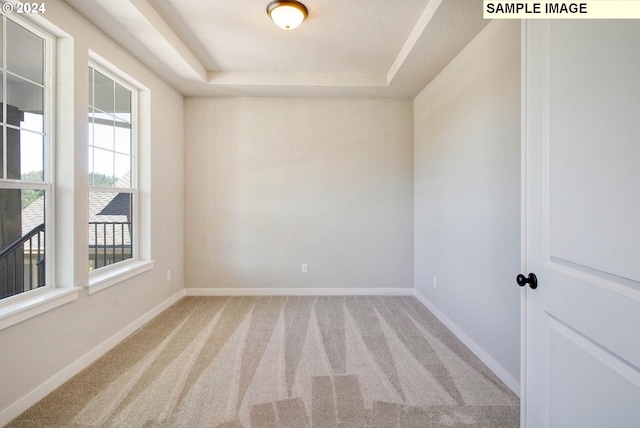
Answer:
[[21, 173, 132, 248], [21, 197, 45, 237]]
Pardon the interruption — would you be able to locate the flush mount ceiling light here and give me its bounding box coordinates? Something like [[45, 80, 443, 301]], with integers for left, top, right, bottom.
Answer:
[[267, 1, 308, 30]]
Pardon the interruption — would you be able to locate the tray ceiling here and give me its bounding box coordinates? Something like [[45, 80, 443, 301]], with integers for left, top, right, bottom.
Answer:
[[62, 0, 489, 98]]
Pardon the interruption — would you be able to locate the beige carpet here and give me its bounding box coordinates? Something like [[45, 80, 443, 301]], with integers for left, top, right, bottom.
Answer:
[[9, 296, 519, 427]]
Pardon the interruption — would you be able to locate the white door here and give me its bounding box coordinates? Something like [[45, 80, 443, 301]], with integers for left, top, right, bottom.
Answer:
[[523, 19, 640, 428]]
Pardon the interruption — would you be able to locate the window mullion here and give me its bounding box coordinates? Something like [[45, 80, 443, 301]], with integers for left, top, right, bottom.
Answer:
[[0, 181, 48, 191], [112, 80, 116, 183], [88, 186, 134, 193]]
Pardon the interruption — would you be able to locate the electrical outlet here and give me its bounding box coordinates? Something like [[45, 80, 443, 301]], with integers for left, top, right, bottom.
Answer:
[[301, 263, 308, 274], [433, 276, 437, 289], [167, 270, 172, 282]]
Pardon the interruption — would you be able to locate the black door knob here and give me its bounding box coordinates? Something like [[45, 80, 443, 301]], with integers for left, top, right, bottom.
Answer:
[[517, 273, 537, 289]]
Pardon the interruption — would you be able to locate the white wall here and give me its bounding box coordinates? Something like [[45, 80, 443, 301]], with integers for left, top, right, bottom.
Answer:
[[184, 98, 413, 291], [413, 20, 521, 383], [0, 0, 184, 420]]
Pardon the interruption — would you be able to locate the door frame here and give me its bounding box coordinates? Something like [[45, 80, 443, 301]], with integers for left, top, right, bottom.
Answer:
[[520, 19, 530, 428]]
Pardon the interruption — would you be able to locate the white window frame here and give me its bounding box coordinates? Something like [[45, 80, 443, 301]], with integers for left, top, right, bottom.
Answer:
[[0, 12, 55, 306], [87, 61, 152, 294]]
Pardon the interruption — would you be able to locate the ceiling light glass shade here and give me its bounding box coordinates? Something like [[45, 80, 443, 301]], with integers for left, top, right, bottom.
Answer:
[[267, 1, 308, 30]]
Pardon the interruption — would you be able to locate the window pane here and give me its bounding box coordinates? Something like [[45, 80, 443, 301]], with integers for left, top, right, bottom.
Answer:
[[6, 127, 20, 179], [0, 127, 4, 179], [0, 189, 46, 299], [88, 191, 132, 270], [88, 147, 94, 185], [0, 18, 3, 68], [0, 71, 3, 123], [114, 154, 131, 185], [89, 149, 118, 188], [93, 71, 114, 115], [88, 68, 94, 108], [115, 83, 131, 122], [7, 74, 44, 133], [114, 124, 131, 155], [6, 20, 44, 85], [21, 112, 43, 134], [91, 147, 114, 182], [20, 132, 44, 181], [93, 120, 114, 151]]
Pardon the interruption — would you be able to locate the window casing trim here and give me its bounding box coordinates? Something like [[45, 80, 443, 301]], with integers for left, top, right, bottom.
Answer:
[[87, 259, 154, 295], [0, 287, 81, 331]]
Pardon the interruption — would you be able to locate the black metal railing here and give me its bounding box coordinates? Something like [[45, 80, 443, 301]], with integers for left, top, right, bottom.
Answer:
[[89, 221, 132, 270], [0, 223, 45, 300]]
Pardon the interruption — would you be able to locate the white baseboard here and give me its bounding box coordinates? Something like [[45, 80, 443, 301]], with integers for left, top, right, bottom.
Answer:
[[0, 289, 186, 427], [413, 289, 520, 396], [185, 287, 414, 296]]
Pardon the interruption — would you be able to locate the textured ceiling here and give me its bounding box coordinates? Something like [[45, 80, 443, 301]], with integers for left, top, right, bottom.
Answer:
[[62, 0, 489, 98]]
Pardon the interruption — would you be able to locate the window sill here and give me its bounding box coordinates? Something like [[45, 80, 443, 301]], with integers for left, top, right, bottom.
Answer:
[[0, 287, 81, 331], [87, 260, 155, 295]]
